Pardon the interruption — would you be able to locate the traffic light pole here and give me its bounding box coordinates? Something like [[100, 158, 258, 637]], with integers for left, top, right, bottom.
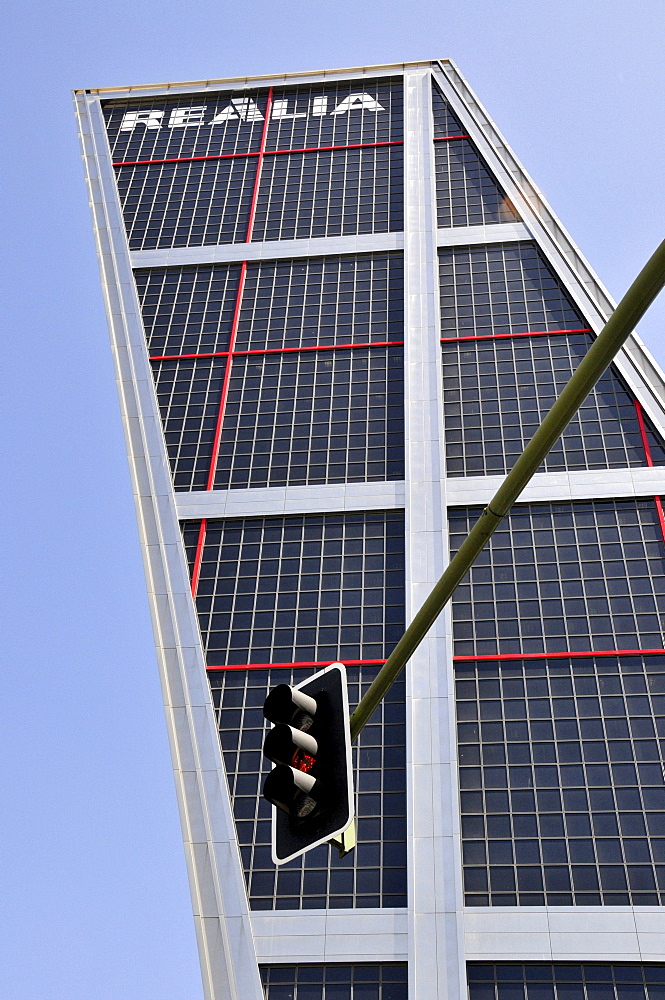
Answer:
[[349, 239, 665, 743]]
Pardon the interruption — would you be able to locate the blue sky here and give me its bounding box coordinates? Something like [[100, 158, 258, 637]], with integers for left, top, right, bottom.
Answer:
[[1, 2, 664, 997]]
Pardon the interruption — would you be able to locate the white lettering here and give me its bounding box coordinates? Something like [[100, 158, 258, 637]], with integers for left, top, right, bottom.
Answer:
[[208, 104, 239, 124], [331, 93, 385, 115], [271, 99, 306, 120], [310, 96, 328, 116], [119, 109, 164, 131], [231, 98, 264, 122], [168, 106, 207, 128]]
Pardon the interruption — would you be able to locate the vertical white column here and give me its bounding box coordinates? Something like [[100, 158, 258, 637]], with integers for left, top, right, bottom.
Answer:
[[74, 92, 264, 1000], [402, 69, 467, 999]]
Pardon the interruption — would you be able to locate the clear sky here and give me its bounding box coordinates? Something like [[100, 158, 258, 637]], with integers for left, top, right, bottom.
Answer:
[[1, 2, 664, 998]]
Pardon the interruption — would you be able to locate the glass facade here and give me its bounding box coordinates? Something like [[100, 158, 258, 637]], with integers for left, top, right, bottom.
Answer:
[[457, 653, 665, 906], [468, 964, 665, 1000], [442, 334, 665, 477], [439, 241, 665, 476], [138, 253, 405, 492], [449, 500, 665, 658], [216, 347, 404, 490], [105, 77, 403, 249], [182, 512, 405, 667], [260, 964, 408, 999], [85, 61, 665, 1000]]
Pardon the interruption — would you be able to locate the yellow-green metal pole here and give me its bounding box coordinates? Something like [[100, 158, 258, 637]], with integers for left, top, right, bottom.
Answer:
[[349, 240, 665, 742]]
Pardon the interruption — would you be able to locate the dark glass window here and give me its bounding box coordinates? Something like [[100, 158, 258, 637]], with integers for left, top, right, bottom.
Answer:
[[266, 77, 403, 151], [450, 500, 665, 658], [216, 347, 404, 489], [261, 963, 408, 998], [212, 666, 406, 910], [468, 964, 665, 999], [135, 263, 241, 355], [432, 81, 467, 138], [140, 255, 405, 492], [252, 146, 403, 242], [237, 254, 403, 351], [183, 512, 405, 666], [439, 243, 584, 339], [435, 140, 519, 228], [443, 334, 665, 477], [152, 357, 225, 491], [458, 654, 665, 906], [115, 157, 255, 250]]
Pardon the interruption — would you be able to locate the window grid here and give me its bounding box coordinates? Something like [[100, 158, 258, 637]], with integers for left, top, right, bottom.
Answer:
[[432, 81, 468, 138], [251, 146, 403, 242], [151, 357, 227, 491], [468, 963, 665, 1000], [260, 963, 408, 998], [439, 243, 586, 340], [135, 264, 242, 355], [442, 334, 665, 477], [457, 652, 665, 907], [211, 665, 406, 910], [116, 157, 255, 249], [435, 140, 519, 229], [236, 254, 404, 351], [139, 255, 405, 492], [215, 346, 404, 490], [449, 500, 665, 658], [182, 512, 405, 667]]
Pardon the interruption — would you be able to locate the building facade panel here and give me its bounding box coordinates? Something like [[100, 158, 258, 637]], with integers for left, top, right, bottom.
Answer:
[[456, 652, 665, 907], [78, 59, 665, 1000], [260, 962, 408, 999], [467, 963, 665, 1000], [449, 500, 665, 657], [182, 511, 404, 667]]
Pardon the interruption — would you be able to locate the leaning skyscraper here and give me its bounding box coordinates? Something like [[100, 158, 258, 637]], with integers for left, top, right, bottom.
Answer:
[[75, 60, 665, 1000]]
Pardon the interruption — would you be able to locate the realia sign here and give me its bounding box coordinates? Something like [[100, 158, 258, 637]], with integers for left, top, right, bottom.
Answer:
[[119, 93, 386, 131]]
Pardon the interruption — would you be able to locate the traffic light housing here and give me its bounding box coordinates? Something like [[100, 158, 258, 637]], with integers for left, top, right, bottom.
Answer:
[[262, 662, 355, 865]]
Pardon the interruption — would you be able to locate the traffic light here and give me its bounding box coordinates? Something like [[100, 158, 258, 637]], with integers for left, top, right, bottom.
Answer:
[[262, 662, 355, 865]]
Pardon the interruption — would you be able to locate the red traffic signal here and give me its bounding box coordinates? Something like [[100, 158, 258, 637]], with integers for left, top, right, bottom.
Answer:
[[262, 663, 355, 865]]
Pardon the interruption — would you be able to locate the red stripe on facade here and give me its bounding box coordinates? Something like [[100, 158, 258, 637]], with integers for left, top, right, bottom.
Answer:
[[265, 139, 402, 157], [245, 89, 273, 242], [635, 399, 654, 467], [655, 497, 665, 544], [234, 339, 404, 357], [206, 658, 387, 672], [440, 327, 592, 344], [113, 138, 401, 169], [433, 134, 470, 141], [453, 647, 665, 662], [190, 519, 207, 597], [150, 350, 230, 362], [634, 399, 665, 545], [113, 150, 260, 167], [199, 99, 273, 499], [149, 340, 404, 363], [205, 262, 247, 491]]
